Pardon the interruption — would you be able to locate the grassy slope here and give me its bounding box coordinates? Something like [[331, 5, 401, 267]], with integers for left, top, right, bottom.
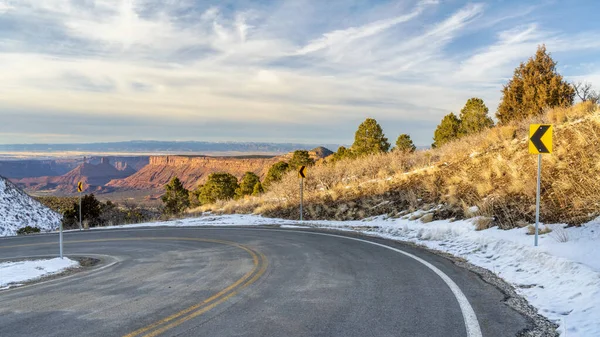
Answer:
[[197, 102, 600, 228]]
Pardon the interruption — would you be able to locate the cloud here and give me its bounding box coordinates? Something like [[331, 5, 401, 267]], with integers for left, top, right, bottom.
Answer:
[[1, 1, 600, 146], [295, 1, 434, 56]]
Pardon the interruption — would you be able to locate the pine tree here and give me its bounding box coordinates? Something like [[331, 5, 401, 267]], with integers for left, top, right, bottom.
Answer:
[[235, 172, 260, 199], [263, 161, 289, 188], [394, 134, 416, 153], [198, 173, 239, 204], [252, 182, 264, 196], [161, 177, 190, 215], [288, 150, 315, 170], [331, 146, 355, 162], [352, 118, 390, 156], [459, 98, 494, 136], [432, 113, 461, 148], [497, 45, 575, 124]]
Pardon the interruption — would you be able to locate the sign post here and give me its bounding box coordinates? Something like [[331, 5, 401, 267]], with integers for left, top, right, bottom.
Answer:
[[59, 208, 63, 259], [77, 181, 84, 230], [529, 124, 553, 247], [298, 166, 306, 221]]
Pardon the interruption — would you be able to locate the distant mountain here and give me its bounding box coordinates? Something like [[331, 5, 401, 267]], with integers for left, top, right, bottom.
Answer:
[[0, 176, 61, 236], [0, 141, 342, 154]]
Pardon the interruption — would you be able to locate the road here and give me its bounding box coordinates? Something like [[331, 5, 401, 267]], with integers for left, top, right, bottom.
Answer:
[[0, 227, 529, 337]]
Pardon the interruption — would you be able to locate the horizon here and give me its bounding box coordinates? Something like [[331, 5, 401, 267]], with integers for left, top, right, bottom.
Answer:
[[1, 1, 599, 146]]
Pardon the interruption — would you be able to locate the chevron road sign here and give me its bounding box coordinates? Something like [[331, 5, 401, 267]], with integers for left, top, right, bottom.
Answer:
[[298, 166, 306, 178], [529, 124, 553, 247], [529, 124, 553, 154]]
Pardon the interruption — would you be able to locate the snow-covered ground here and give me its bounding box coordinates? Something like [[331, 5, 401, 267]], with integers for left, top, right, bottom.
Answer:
[[0, 176, 62, 236], [0, 258, 79, 290], [101, 214, 599, 337]]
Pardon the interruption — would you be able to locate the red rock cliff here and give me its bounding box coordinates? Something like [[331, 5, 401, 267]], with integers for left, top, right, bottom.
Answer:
[[107, 155, 280, 191]]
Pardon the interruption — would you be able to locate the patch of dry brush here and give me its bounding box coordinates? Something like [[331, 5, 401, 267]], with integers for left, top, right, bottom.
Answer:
[[199, 102, 600, 228]]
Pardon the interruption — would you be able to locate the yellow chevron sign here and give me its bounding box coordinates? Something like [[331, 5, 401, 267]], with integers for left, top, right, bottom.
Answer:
[[77, 181, 84, 193], [529, 124, 553, 154], [298, 166, 306, 178]]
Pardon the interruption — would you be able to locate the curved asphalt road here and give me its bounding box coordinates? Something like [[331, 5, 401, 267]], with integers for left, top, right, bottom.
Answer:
[[0, 227, 529, 337]]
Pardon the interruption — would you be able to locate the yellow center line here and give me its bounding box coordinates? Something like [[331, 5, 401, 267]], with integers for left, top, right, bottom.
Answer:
[[1, 237, 269, 337], [139, 251, 268, 337]]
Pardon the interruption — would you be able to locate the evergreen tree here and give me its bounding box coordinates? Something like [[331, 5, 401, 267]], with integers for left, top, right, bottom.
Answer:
[[189, 186, 203, 208], [394, 134, 416, 153], [161, 177, 190, 215], [432, 113, 461, 148], [497, 45, 575, 124], [263, 161, 289, 188], [252, 182, 264, 196], [331, 146, 354, 162], [288, 150, 315, 170], [352, 118, 390, 156], [459, 98, 494, 135], [235, 172, 261, 199], [198, 173, 239, 204], [62, 194, 102, 229]]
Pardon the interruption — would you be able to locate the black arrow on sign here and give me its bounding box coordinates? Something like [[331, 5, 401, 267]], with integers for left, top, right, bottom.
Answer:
[[298, 166, 306, 178], [530, 125, 551, 153]]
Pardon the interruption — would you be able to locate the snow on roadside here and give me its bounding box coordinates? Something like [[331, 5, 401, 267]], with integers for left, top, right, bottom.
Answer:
[[0, 258, 79, 290], [97, 214, 599, 336]]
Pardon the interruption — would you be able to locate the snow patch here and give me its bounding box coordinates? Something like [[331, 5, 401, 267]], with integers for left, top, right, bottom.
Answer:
[[0, 258, 79, 289]]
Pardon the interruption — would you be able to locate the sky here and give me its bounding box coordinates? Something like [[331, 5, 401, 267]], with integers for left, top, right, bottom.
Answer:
[[0, 0, 599, 147]]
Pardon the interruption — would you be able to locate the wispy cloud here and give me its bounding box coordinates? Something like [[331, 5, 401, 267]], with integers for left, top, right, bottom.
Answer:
[[0, 0, 599, 146]]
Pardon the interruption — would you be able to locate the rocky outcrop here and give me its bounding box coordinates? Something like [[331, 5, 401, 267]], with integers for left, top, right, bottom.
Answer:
[[107, 155, 280, 191], [279, 147, 334, 162]]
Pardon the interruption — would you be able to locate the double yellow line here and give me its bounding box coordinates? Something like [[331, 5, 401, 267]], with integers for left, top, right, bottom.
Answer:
[[123, 238, 268, 337], [1, 237, 268, 337]]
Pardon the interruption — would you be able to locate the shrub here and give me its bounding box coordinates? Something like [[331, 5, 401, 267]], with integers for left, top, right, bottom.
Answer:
[[198, 173, 239, 204], [16, 226, 41, 235]]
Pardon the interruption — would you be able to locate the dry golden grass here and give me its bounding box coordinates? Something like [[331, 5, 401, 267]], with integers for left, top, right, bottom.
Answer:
[[213, 102, 600, 227]]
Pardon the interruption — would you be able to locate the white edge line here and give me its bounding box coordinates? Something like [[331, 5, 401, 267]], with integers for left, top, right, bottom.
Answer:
[[290, 230, 484, 337]]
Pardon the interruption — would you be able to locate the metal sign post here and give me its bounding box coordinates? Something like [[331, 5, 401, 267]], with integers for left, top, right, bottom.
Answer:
[[59, 208, 63, 259], [298, 166, 306, 222], [535, 154, 542, 246], [529, 124, 553, 247]]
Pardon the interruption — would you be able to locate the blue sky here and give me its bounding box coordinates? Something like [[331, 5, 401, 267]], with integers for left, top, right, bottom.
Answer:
[[0, 0, 599, 147]]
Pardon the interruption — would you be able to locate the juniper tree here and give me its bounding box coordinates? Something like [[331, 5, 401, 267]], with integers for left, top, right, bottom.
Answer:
[[459, 98, 494, 136], [352, 118, 390, 156], [497, 45, 574, 124], [161, 177, 190, 215], [394, 134, 416, 153], [432, 113, 461, 148]]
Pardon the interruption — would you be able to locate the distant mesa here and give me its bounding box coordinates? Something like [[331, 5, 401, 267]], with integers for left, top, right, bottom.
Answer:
[[3, 147, 334, 199]]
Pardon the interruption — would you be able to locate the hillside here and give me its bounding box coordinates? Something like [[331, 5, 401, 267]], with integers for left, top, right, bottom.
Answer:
[[106, 155, 281, 191], [0, 176, 61, 236], [203, 102, 600, 227]]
